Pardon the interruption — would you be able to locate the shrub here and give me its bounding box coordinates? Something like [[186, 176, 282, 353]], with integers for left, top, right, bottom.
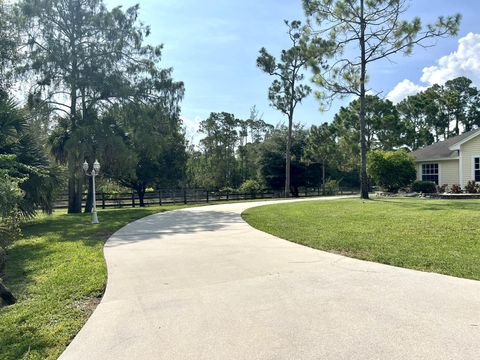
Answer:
[[367, 149, 416, 192], [238, 179, 262, 194], [0, 173, 22, 306], [450, 184, 462, 194], [411, 180, 437, 194], [324, 179, 340, 195], [464, 181, 479, 194], [438, 184, 448, 194], [0, 173, 22, 252]]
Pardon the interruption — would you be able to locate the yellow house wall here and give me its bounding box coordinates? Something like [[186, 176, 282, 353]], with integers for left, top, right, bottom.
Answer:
[[416, 160, 459, 185], [460, 136, 480, 187]]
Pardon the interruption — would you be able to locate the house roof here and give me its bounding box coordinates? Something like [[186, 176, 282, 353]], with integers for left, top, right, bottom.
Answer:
[[411, 128, 480, 161]]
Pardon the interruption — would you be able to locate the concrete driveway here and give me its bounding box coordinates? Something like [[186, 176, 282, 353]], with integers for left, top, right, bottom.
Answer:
[[60, 197, 480, 359]]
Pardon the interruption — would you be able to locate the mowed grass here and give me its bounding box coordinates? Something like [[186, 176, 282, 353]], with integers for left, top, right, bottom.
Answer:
[[242, 198, 480, 280], [0, 205, 192, 360]]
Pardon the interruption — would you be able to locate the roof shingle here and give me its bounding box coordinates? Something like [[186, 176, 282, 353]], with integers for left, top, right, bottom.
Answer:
[[411, 128, 480, 161]]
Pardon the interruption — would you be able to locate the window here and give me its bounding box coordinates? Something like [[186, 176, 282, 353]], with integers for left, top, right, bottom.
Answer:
[[422, 163, 439, 184], [475, 157, 480, 182]]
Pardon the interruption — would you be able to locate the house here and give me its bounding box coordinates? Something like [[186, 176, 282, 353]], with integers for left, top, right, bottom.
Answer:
[[411, 128, 480, 188]]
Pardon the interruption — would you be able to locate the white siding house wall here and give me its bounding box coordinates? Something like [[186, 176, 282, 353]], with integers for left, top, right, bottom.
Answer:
[[416, 160, 459, 185], [438, 160, 460, 186], [460, 137, 480, 187]]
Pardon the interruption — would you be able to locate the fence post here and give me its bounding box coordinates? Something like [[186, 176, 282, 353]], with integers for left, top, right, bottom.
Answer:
[[206, 189, 209, 203], [102, 192, 105, 209], [183, 189, 187, 204], [132, 191, 135, 208], [226, 191, 229, 201], [305, 187, 308, 197], [159, 190, 162, 206]]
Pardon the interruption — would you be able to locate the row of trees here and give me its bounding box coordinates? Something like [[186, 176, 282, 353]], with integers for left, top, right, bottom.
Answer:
[[186, 74, 480, 196], [329, 76, 480, 160], [185, 109, 357, 195], [184, 108, 358, 196], [398, 77, 480, 148]]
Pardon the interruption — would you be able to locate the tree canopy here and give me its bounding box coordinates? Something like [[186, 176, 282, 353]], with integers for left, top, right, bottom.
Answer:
[[21, 0, 184, 212]]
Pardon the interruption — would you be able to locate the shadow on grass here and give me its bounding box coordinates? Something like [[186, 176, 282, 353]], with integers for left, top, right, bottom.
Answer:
[[3, 241, 53, 297]]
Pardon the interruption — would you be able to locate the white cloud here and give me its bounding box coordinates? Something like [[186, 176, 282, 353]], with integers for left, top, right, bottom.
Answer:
[[386, 79, 427, 104], [387, 32, 480, 103], [421, 32, 480, 85]]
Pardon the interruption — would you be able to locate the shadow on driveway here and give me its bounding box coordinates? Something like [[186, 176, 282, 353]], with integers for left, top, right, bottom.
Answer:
[[106, 210, 244, 248]]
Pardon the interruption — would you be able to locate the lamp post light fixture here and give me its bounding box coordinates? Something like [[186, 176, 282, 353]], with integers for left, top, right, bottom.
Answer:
[[83, 159, 101, 224]]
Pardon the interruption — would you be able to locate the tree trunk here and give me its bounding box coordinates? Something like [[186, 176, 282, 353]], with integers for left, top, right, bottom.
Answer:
[[0, 282, 16, 306], [322, 160, 326, 195], [137, 187, 146, 207], [285, 115, 293, 198], [67, 160, 83, 213], [292, 185, 299, 197], [75, 175, 83, 212], [67, 161, 77, 214], [67, 32, 83, 213], [85, 176, 93, 213], [359, 0, 369, 200]]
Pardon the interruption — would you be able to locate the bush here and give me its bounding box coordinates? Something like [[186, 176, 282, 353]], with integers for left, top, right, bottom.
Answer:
[[438, 184, 448, 194], [0, 173, 22, 306], [324, 179, 340, 195], [238, 179, 262, 194], [0, 173, 22, 252], [464, 181, 479, 194], [411, 180, 437, 194], [367, 149, 416, 192], [450, 184, 462, 194]]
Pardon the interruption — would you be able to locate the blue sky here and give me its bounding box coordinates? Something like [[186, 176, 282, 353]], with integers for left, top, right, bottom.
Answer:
[[105, 1, 480, 141]]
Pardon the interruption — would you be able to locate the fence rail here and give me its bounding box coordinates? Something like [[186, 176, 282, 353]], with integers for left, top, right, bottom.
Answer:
[[53, 187, 359, 209]]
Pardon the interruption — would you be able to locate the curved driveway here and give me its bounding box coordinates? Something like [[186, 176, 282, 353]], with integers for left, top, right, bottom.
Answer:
[[60, 197, 480, 360]]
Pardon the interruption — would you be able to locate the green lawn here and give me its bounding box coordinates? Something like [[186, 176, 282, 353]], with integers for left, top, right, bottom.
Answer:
[[0, 205, 191, 360], [242, 198, 480, 280]]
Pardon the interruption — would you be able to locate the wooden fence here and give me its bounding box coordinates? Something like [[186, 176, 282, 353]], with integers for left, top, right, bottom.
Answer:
[[53, 187, 359, 209]]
